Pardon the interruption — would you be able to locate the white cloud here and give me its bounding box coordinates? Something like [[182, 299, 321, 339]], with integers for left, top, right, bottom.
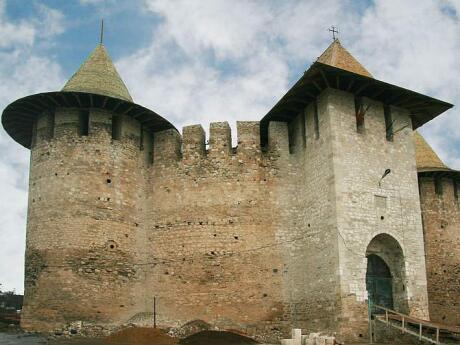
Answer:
[[0, 0, 65, 293], [0, 0, 34, 48], [117, 0, 460, 169], [34, 3, 66, 38], [118, 0, 351, 139]]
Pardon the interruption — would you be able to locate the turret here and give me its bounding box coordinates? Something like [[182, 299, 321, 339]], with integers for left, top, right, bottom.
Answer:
[[2, 42, 176, 331], [260, 38, 452, 340], [415, 132, 460, 326]]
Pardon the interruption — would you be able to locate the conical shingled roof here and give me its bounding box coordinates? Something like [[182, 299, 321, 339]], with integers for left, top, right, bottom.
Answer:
[[317, 39, 373, 78], [62, 44, 133, 102], [414, 132, 448, 171]]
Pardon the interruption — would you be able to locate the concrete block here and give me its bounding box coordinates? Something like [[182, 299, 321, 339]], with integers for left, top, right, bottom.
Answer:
[[291, 328, 302, 345]]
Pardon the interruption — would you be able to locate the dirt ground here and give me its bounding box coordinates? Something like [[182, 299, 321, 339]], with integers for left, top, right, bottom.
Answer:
[[47, 328, 259, 345], [179, 330, 258, 345], [0, 326, 260, 345]]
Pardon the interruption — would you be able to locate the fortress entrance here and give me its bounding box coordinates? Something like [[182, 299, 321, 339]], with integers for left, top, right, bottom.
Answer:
[[365, 234, 409, 314], [366, 254, 393, 312]]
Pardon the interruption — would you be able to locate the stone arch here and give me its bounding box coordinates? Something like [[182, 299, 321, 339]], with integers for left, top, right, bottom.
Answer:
[[365, 233, 409, 314]]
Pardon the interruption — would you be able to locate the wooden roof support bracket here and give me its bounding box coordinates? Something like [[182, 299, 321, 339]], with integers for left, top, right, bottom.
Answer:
[[319, 68, 330, 88]]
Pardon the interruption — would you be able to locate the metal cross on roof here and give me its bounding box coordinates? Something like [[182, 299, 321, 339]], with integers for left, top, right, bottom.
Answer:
[[329, 26, 339, 40]]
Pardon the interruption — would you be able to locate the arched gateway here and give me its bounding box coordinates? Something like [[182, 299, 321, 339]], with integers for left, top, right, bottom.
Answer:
[[365, 234, 409, 314]]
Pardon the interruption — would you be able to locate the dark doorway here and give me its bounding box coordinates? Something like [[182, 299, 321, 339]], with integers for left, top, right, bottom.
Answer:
[[366, 254, 394, 314]]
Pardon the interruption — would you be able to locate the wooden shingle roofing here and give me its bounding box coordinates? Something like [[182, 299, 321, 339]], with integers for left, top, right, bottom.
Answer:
[[317, 39, 373, 78], [414, 132, 448, 171], [62, 44, 133, 102], [2, 44, 176, 149], [260, 40, 453, 146]]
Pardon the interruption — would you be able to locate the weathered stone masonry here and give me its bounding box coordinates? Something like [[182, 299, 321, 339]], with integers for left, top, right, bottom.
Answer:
[[2, 38, 458, 342], [419, 175, 460, 325]]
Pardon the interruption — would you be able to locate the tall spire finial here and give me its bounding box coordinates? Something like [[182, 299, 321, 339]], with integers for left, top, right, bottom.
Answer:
[[328, 25, 339, 41], [100, 19, 104, 45]]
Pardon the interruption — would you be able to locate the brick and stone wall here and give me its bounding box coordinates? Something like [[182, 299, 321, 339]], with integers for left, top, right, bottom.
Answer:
[[323, 89, 429, 339], [21, 87, 432, 342], [23, 108, 147, 331], [419, 176, 460, 326], [143, 121, 287, 337]]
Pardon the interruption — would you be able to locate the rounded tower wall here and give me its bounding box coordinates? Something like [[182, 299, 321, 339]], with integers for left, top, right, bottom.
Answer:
[[23, 107, 148, 331], [419, 175, 460, 326]]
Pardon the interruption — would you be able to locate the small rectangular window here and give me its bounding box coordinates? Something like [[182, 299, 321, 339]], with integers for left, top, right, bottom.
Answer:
[[453, 179, 458, 200], [112, 116, 122, 140], [384, 105, 394, 141], [435, 177, 443, 196], [355, 97, 365, 133], [313, 100, 319, 139], [79, 110, 89, 136]]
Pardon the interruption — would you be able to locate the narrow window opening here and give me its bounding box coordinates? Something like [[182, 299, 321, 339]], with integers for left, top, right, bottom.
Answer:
[[288, 119, 297, 154], [435, 177, 443, 196], [79, 110, 89, 136], [31, 120, 37, 148], [139, 124, 144, 150], [384, 105, 394, 141], [112, 116, 122, 140], [48, 111, 55, 139], [313, 100, 319, 139], [143, 131, 154, 165], [453, 179, 458, 200], [301, 108, 307, 148], [355, 97, 365, 133]]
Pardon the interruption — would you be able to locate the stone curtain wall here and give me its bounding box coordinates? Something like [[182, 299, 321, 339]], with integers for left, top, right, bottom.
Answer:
[[144, 121, 287, 337], [325, 89, 429, 339], [419, 177, 460, 326]]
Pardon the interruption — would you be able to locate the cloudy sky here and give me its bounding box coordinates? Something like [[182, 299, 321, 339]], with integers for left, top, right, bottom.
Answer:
[[0, 0, 459, 293]]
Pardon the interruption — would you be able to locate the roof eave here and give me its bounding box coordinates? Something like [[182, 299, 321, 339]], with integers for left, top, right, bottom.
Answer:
[[2, 91, 177, 149], [260, 62, 453, 146]]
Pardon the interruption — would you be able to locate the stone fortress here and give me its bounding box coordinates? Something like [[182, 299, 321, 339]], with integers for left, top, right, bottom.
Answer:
[[1, 37, 459, 342]]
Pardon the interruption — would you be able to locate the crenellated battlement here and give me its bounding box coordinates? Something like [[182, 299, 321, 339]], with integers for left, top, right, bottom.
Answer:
[[29, 88, 417, 172], [151, 120, 291, 165], [182, 124, 206, 161]]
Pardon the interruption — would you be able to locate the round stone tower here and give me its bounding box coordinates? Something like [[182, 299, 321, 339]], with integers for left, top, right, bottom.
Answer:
[[2, 43, 176, 331], [415, 132, 460, 326]]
